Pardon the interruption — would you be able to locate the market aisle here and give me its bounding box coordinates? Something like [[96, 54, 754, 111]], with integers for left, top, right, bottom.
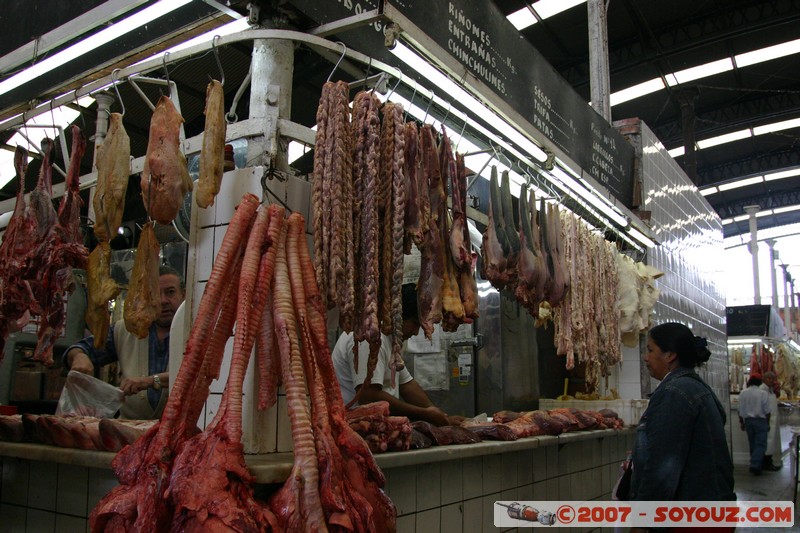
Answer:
[[732, 455, 797, 532]]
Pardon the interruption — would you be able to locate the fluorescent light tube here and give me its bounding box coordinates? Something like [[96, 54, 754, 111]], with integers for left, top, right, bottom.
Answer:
[[668, 146, 685, 158], [753, 117, 800, 135], [764, 168, 800, 181], [699, 186, 719, 196], [609, 78, 665, 106], [736, 38, 800, 67], [670, 58, 733, 85], [391, 42, 548, 164], [0, 0, 192, 96], [697, 129, 752, 149], [772, 205, 800, 214], [727, 337, 764, 345], [717, 176, 763, 191], [627, 226, 656, 248]]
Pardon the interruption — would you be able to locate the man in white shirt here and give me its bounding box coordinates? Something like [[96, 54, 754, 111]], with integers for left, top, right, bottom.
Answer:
[[332, 284, 463, 427], [738, 374, 772, 475], [760, 371, 782, 470]]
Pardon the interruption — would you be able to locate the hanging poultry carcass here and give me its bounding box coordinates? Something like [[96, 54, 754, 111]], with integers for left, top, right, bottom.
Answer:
[[195, 79, 227, 209], [140, 95, 193, 224], [93, 112, 131, 242]]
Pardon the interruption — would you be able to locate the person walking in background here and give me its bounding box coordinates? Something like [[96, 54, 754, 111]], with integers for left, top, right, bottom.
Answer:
[[629, 322, 735, 502], [738, 374, 772, 475], [760, 371, 782, 470]]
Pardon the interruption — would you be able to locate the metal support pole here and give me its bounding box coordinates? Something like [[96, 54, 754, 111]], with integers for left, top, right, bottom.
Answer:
[[587, 0, 611, 122], [89, 91, 116, 227], [766, 239, 779, 308], [92, 92, 115, 163], [242, 18, 294, 453], [675, 88, 700, 185], [246, 24, 294, 171], [781, 264, 791, 334], [744, 205, 761, 304]]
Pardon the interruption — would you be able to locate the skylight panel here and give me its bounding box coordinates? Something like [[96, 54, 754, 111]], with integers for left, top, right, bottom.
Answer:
[[506, 0, 586, 31]]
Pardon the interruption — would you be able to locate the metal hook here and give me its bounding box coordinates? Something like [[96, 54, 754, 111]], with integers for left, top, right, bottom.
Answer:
[[162, 51, 171, 87], [327, 41, 347, 83], [358, 56, 377, 93], [111, 68, 126, 116], [422, 92, 435, 123], [386, 69, 403, 100], [212, 35, 225, 86], [73, 90, 86, 129], [404, 80, 418, 122]]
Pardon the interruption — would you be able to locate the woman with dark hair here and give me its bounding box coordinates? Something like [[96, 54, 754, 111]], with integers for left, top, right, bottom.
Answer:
[[629, 322, 735, 502]]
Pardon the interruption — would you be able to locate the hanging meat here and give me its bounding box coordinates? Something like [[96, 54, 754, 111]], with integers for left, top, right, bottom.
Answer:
[[195, 79, 227, 209], [0, 147, 33, 358], [123, 221, 160, 338], [499, 170, 521, 289], [480, 166, 509, 288], [311, 81, 354, 328], [85, 242, 120, 348], [140, 95, 192, 224], [30, 129, 89, 365], [93, 112, 130, 242], [439, 129, 465, 331], [91, 194, 259, 531], [545, 203, 568, 305], [350, 90, 382, 392], [448, 140, 471, 271], [285, 212, 397, 532], [515, 187, 544, 315], [456, 153, 479, 320], [377, 102, 406, 378], [417, 125, 445, 339], [169, 204, 278, 532], [403, 122, 425, 253]]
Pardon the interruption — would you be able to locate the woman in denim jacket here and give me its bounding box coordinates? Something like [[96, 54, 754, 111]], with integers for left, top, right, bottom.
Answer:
[[630, 322, 735, 502]]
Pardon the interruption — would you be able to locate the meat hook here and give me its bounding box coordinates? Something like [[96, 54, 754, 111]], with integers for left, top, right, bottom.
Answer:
[[211, 35, 225, 87], [162, 51, 171, 90], [111, 69, 126, 117], [326, 41, 347, 83], [403, 80, 418, 122], [385, 69, 403, 100], [422, 92, 435, 123]]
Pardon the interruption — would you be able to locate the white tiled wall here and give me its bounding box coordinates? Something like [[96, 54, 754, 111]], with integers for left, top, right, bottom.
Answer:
[[382, 431, 634, 533], [635, 122, 729, 415], [0, 457, 118, 533], [0, 430, 634, 532]]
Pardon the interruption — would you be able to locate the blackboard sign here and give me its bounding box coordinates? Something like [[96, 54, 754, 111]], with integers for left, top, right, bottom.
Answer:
[[288, 0, 635, 206], [726, 305, 772, 337], [383, 0, 634, 206]]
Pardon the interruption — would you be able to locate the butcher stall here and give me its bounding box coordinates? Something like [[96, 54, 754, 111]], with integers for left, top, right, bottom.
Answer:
[[0, 1, 727, 532]]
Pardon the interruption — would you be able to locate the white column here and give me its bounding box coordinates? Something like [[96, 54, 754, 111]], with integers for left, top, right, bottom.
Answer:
[[766, 239, 779, 307], [587, 0, 611, 122], [744, 205, 761, 304]]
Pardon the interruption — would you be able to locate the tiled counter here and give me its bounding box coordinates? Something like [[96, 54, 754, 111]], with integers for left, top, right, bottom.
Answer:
[[0, 427, 635, 532]]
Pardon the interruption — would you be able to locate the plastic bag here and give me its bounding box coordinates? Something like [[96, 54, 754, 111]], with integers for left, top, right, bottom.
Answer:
[[56, 370, 124, 418]]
